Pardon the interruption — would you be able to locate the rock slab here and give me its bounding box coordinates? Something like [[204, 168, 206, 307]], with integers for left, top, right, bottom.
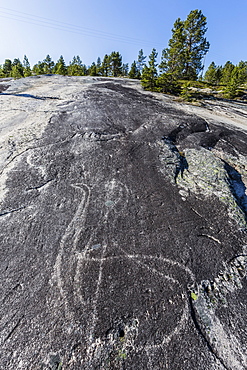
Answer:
[[0, 76, 247, 369]]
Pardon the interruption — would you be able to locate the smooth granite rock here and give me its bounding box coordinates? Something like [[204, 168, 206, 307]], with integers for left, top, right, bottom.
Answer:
[[0, 75, 247, 369]]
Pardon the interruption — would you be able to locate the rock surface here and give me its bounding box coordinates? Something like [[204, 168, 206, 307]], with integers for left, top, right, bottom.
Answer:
[[0, 75, 247, 369]]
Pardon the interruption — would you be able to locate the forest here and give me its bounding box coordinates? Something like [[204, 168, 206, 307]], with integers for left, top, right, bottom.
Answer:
[[0, 9, 247, 101]]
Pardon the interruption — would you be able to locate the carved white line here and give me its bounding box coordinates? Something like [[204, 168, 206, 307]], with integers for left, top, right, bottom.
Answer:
[[74, 179, 130, 308], [86, 243, 107, 362], [83, 246, 193, 358], [52, 183, 90, 313], [124, 254, 190, 349], [117, 244, 195, 281], [76, 253, 195, 281], [53, 178, 194, 361]]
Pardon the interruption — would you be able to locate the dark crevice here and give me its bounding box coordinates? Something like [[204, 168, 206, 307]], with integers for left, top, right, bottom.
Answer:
[[0, 93, 60, 100], [188, 297, 229, 370], [3, 315, 24, 343], [0, 205, 28, 217], [26, 178, 54, 191], [118, 328, 125, 338], [167, 120, 208, 144]]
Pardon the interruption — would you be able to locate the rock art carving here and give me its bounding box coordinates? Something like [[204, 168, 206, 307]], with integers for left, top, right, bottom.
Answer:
[[52, 178, 194, 366], [1, 76, 247, 369]]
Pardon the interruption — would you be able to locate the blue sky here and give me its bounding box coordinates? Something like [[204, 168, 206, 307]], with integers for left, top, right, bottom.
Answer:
[[0, 0, 246, 72]]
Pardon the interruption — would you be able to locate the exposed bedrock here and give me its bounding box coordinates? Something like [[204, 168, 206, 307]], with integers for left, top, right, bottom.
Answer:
[[0, 76, 247, 369]]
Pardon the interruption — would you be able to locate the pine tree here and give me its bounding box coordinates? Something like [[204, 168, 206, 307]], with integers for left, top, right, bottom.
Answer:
[[11, 65, 23, 79], [43, 55, 54, 74], [81, 64, 88, 76], [156, 72, 181, 94], [96, 57, 102, 75], [23, 55, 32, 77], [128, 61, 139, 79], [0, 66, 4, 77], [162, 10, 209, 80], [54, 55, 67, 75], [204, 62, 219, 84], [32, 61, 45, 75], [204, 62, 222, 85], [89, 62, 97, 76], [137, 49, 146, 78], [215, 66, 223, 85], [122, 63, 129, 76], [11, 59, 24, 78], [101, 54, 111, 76], [223, 67, 240, 99], [221, 61, 235, 84], [159, 18, 186, 78], [3, 59, 12, 77], [141, 48, 158, 91], [76, 56, 88, 75], [68, 56, 81, 76], [183, 10, 210, 79], [109, 51, 122, 77], [237, 61, 247, 84]]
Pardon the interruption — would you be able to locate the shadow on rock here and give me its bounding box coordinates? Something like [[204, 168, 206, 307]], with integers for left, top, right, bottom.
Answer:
[[175, 152, 189, 182], [224, 161, 247, 223], [0, 93, 59, 100]]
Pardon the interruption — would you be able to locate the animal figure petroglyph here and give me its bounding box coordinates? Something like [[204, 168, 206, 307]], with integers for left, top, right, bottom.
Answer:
[[52, 179, 196, 364], [52, 178, 246, 368]]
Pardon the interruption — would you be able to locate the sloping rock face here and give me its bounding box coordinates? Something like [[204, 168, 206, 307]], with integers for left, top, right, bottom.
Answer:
[[0, 75, 247, 370]]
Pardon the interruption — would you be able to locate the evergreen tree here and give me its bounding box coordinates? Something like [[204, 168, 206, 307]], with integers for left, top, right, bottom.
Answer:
[[101, 54, 111, 76], [11, 65, 23, 79], [89, 62, 97, 76], [237, 61, 247, 84], [0, 65, 4, 77], [183, 10, 210, 79], [223, 67, 240, 99], [122, 63, 129, 76], [204, 62, 219, 84], [68, 56, 84, 76], [159, 18, 186, 78], [32, 61, 45, 75], [180, 81, 193, 101], [204, 62, 218, 84], [156, 72, 181, 94], [3, 59, 12, 77], [215, 66, 223, 85], [162, 9, 209, 80], [109, 51, 122, 77], [96, 57, 102, 75], [23, 55, 32, 77], [221, 61, 235, 84], [141, 48, 158, 91], [43, 55, 54, 74], [137, 49, 146, 77], [81, 64, 88, 76], [53, 55, 67, 75], [11, 59, 24, 78], [128, 61, 139, 79]]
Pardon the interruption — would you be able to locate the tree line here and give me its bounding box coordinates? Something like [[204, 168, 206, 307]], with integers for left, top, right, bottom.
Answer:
[[0, 9, 246, 100], [0, 52, 129, 79], [204, 61, 247, 98]]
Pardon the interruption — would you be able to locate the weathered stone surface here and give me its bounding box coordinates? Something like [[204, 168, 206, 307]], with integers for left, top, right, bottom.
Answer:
[[0, 75, 247, 369]]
